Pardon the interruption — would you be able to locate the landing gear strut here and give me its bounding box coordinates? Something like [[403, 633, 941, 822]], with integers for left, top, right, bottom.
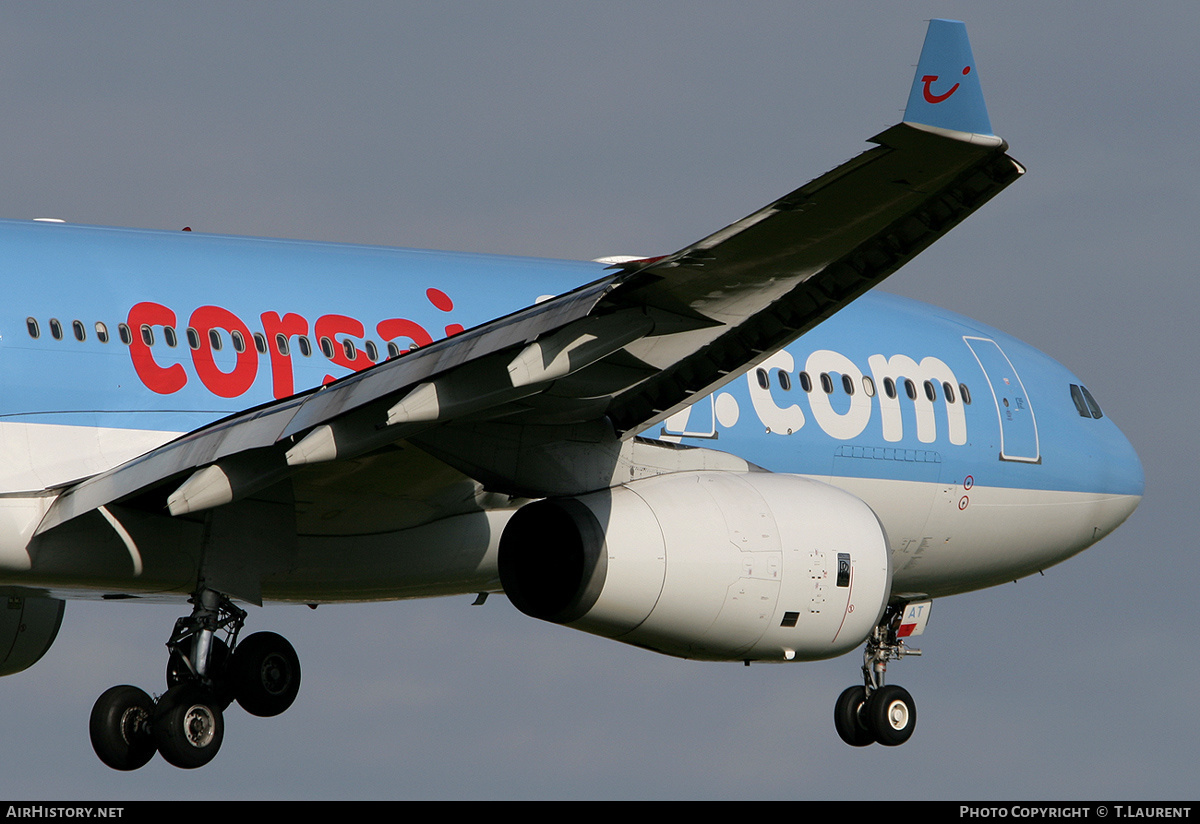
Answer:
[[89, 588, 301, 771], [834, 602, 921, 747]]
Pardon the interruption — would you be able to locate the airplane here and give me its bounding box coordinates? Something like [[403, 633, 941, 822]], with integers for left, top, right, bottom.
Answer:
[[0, 19, 1142, 770]]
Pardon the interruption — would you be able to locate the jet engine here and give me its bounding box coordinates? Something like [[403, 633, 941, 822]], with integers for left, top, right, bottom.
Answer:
[[498, 471, 891, 662], [0, 595, 65, 676]]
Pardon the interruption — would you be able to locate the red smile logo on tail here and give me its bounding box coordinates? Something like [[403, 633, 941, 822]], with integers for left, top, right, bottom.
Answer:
[[921, 65, 971, 104]]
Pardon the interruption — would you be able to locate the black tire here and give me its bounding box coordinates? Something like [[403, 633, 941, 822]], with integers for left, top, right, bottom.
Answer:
[[230, 631, 301, 717], [833, 685, 875, 747], [166, 637, 234, 709], [864, 684, 916, 746], [152, 683, 224, 769], [89, 685, 156, 771]]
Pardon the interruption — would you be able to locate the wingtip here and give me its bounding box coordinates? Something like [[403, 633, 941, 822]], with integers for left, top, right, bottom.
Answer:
[[902, 19, 995, 141]]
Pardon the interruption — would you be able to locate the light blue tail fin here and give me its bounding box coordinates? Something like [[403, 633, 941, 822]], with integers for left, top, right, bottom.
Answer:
[[903, 19, 995, 140]]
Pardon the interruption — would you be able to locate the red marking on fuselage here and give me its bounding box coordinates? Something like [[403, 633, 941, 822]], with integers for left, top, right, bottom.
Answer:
[[127, 302, 187, 395], [427, 287, 465, 337], [117, 287, 459, 400], [426, 287, 453, 312], [260, 311, 309, 398], [189, 305, 258, 398]]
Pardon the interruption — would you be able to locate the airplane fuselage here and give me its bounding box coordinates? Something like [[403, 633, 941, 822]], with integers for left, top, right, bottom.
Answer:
[[19, 19, 1142, 767], [0, 220, 1142, 604]]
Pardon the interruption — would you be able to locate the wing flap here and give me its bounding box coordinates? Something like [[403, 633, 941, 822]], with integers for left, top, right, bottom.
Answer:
[[34, 275, 618, 535]]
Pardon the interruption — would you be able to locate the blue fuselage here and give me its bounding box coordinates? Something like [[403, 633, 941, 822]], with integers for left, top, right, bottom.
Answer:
[[0, 219, 1143, 599]]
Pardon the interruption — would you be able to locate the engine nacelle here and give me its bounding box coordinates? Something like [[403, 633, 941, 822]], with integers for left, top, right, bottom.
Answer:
[[499, 472, 891, 662], [0, 595, 65, 676]]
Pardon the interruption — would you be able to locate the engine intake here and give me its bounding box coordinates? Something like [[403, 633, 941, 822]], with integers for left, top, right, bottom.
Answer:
[[499, 471, 891, 662], [0, 595, 65, 676]]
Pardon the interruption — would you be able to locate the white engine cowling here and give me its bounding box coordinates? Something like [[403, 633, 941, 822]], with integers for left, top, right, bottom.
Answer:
[[498, 471, 891, 662], [0, 595, 65, 676]]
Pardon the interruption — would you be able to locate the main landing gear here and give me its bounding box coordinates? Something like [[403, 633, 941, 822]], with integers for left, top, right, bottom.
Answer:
[[89, 589, 301, 770], [834, 603, 920, 747]]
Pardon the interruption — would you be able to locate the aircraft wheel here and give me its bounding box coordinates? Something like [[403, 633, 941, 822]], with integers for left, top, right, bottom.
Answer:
[[89, 685, 156, 771], [833, 685, 875, 746], [166, 637, 234, 709], [152, 684, 224, 769], [231, 632, 301, 717], [864, 684, 916, 746]]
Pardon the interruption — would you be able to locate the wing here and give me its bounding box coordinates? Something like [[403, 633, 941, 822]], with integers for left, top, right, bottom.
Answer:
[[31, 20, 1022, 601]]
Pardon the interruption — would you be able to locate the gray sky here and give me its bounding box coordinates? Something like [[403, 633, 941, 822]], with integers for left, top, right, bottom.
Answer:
[[0, 2, 1194, 800]]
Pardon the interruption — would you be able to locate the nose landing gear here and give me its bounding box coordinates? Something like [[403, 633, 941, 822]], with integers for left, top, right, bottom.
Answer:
[[89, 588, 301, 771]]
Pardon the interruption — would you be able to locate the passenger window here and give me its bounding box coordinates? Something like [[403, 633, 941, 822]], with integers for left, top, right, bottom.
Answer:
[[342, 339, 355, 360], [799, 371, 812, 393], [365, 340, 379, 362], [883, 377, 896, 399], [275, 333, 290, 356], [777, 371, 791, 391], [118, 324, 132, 345], [72, 320, 85, 341], [904, 378, 917, 400], [319, 336, 334, 359], [942, 381, 956, 403], [164, 327, 178, 348], [959, 383, 972, 405], [94, 322, 109, 343], [231, 331, 245, 353], [386, 341, 401, 359], [924, 380, 936, 402], [755, 368, 769, 390], [208, 329, 223, 351], [26, 318, 39, 339], [297, 337, 312, 357], [253, 333, 267, 354], [49, 318, 63, 340], [186, 328, 200, 350], [140, 325, 154, 346], [820, 373, 833, 394], [841, 374, 854, 395], [862, 376, 875, 397]]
